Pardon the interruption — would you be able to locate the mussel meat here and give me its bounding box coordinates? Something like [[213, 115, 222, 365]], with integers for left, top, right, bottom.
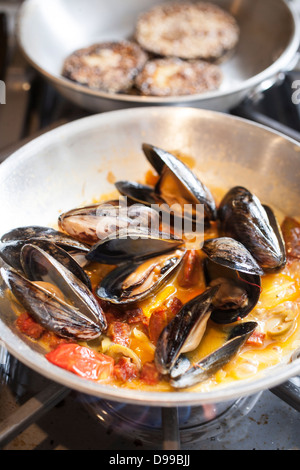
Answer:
[[97, 248, 186, 305]]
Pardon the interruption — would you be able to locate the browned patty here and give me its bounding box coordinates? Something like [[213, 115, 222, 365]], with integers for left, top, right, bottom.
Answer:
[[135, 1, 240, 61], [62, 41, 148, 93], [135, 57, 222, 96]]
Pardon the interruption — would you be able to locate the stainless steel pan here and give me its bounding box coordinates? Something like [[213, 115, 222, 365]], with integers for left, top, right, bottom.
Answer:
[[1, 106, 300, 407], [17, 0, 300, 112]]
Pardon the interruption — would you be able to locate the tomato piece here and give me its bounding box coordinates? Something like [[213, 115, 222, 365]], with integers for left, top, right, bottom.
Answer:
[[246, 331, 266, 347], [46, 343, 114, 381]]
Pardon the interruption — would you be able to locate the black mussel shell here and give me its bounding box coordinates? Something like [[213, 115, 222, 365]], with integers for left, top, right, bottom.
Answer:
[[58, 199, 159, 245], [0, 239, 91, 289], [116, 180, 205, 231], [170, 321, 258, 388], [96, 248, 185, 305], [1, 267, 102, 341], [1, 225, 89, 252], [202, 237, 262, 324], [18, 244, 106, 329], [86, 228, 184, 264], [218, 186, 286, 272], [142, 143, 217, 221], [155, 286, 219, 375], [115, 181, 163, 207], [202, 237, 264, 276]]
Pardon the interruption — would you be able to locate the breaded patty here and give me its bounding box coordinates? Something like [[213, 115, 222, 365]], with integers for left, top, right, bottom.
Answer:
[[135, 57, 222, 96], [135, 1, 240, 61], [62, 41, 148, 93]]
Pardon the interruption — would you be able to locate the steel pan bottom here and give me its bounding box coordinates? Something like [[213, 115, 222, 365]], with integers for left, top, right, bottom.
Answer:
[[79, 393, 262, 445]]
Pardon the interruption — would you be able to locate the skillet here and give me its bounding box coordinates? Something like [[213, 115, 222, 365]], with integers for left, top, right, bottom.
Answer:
[[0, 107, 300, 406], [17, 0, 300, 112]]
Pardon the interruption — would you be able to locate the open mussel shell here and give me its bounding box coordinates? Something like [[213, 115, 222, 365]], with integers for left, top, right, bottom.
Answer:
[[202, 237, 262, 324], [0, 239, 91, 289], [1, 267, 102, 341], [115, 181, 162, 207], [115, 180, 204, 232], [86, 228, 184, 264], [263, 204, 286, 267], [1, 225, 90, 253], [218, 186, 286, 272], [142, 143, 217, 221], [58, 199, 159, 245], [155, 286, 220, 375], [96, 248, 186, 305], [170, 321, 258, 389], [19, 244, 106, 330]]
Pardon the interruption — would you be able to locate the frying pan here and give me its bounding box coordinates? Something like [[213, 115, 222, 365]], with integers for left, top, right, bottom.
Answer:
[[17, 0, 300, 112], [0, 106, 300, 407]]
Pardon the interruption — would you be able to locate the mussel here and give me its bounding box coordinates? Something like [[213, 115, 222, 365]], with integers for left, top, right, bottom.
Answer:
[[1, 244, 107, 340], [170, 321, 258, 389], [86, 228, 184, 264], [1, 225, 90, 252], [0, 238, 91, 289], [115, 182, 162, 207], [97, 247, 186, 305], [218, 186, 286, 272], [58, 199, 159, 245], [143, 144, 217, 222], [202, 237, 262, 324], [155, 286, 220, 375], [115, 143, 217, 225]]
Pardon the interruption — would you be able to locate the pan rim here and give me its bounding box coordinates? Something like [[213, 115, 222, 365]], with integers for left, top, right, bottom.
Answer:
[[1, 106, 300, 406]]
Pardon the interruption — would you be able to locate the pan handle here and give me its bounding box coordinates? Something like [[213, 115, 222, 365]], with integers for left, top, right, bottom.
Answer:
[[270, 349, 300, 412], [231, 97, 300, 142], [250, 51, 300, 99], [270, 377, 300, 412], [231, 52, 300, 142]]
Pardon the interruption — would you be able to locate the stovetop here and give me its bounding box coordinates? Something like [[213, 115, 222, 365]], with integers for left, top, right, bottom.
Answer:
[[0, 0, 300, 452], [1, 348, 300, 450]]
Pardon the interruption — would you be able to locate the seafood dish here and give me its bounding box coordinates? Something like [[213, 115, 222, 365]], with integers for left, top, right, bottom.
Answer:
[[62, 2, 239, 96], [1, 142, 300, 394]]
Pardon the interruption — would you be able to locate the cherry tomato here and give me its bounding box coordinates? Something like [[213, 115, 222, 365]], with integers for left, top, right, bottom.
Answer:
[[46, 343, 114, 381]]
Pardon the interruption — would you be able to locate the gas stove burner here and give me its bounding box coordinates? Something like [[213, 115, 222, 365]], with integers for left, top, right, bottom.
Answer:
[[79, 393, 262, 446]]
